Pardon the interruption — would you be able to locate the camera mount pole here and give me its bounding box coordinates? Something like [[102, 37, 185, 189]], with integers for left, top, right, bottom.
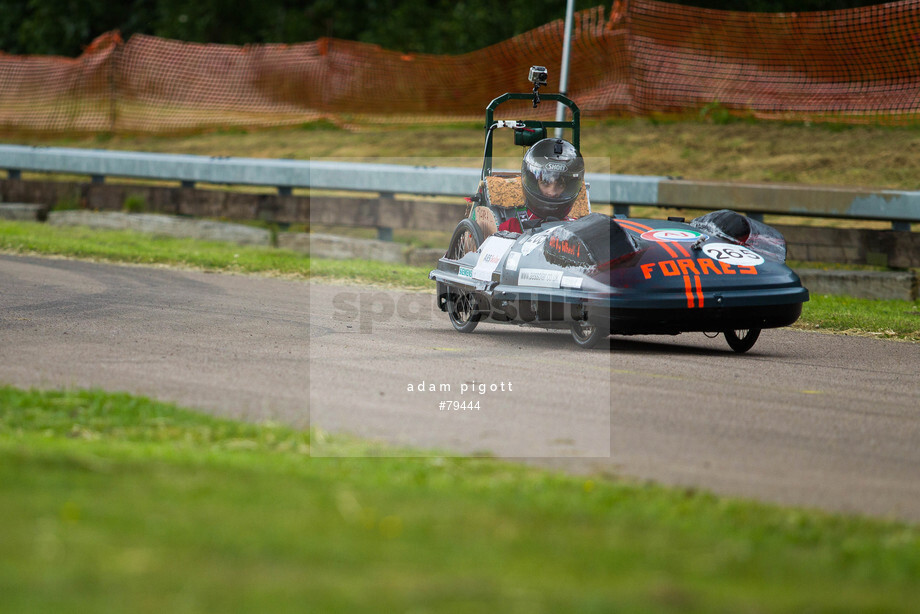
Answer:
[[554, 0, 575, 137]]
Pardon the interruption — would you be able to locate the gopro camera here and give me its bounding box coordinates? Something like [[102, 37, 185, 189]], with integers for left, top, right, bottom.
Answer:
[[528, 66, 548, 87]]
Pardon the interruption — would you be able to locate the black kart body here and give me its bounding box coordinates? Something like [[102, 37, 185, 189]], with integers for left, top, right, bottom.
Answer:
[[430, 210, 808, 350], [429, 80, 808, 351]]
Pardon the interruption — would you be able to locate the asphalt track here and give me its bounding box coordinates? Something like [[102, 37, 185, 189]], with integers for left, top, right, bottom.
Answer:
[[2, 253, 919, 522]]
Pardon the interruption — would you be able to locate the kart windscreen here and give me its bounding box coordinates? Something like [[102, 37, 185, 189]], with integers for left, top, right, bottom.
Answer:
[[690, 209, 787, 261], [543, 213, 641, 268]]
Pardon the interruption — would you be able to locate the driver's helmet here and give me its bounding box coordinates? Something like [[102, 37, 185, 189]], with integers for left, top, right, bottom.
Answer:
[[521, 137, 585, 220]]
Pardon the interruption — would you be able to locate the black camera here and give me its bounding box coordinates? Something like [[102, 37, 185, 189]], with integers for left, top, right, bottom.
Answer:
[[528, 66, 548, 87]]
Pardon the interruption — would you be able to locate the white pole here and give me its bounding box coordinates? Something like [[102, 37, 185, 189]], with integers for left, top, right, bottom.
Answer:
[[555, 0, 575, 138]]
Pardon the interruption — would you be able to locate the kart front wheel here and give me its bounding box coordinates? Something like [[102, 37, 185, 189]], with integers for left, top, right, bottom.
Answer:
[[446, 287, 481, 333], [724, 328, 761, 353], [446, 218, 484, 261], [570, 321, 610, 349]]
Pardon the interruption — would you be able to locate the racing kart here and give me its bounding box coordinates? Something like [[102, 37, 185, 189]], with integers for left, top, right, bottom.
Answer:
[[429, 69, 809, 351]]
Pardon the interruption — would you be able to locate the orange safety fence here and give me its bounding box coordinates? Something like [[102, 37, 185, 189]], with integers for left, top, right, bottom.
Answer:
[[2, 0, 920, 134]]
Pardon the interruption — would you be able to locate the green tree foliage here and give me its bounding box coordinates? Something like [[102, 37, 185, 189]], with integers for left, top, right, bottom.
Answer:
[[0, 0, 894, 57]]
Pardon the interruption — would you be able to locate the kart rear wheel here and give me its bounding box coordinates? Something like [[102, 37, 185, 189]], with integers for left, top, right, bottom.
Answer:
[[446, 287, 481, 333], [570, 320, 610, 349], [446, 218, 484, 261], [724, 328, 761, 353]]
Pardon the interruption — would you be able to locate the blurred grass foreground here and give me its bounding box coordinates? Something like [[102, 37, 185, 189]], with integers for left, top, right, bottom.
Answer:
[[2, 385, 920, 613]]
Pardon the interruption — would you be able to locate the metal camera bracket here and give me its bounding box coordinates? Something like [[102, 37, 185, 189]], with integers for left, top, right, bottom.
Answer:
[[528, 66, 548, 108]]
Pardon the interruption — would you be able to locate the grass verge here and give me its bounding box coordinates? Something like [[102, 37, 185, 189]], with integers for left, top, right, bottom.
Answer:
[[0, 220, 431, 289], [2, 219, 917, 339], [793, 294, 920, 341], [2, 385, 919, 613]]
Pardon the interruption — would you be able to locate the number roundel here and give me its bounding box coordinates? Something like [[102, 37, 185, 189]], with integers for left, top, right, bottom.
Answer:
[[640, 228, 705, 242], [702, 242, 765, 266]]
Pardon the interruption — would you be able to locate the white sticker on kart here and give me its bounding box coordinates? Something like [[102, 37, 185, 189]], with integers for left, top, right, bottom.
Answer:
[[519, 268, 563, 288], [472, 236, 516, 281], [505, 251, 521, 272], [702, 243, 765, 266], [560, 276, 583, 289], [520, 229, 553, 256], [640, 228, 706, 242]]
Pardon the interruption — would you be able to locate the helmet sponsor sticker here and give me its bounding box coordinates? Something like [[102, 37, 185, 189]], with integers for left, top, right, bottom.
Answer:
[[544, 162, 568, 172], [518, 268, 563, 288], [640, 228, 706, 242], [505, 251, 521, 271], [702, 242, 765, 266], [458, 266, 473, 278]]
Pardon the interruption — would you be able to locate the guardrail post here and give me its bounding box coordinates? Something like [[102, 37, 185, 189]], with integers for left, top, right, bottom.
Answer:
[[378, 191, 395, 241], [91, 174, 105, 185], [278, 186, 292, 196], [6, 169, 20, 180], [613, 204, 630, 217], [892, 221, 911, 232], [747, 212, 764, 223], [181, 180, 195, 189]]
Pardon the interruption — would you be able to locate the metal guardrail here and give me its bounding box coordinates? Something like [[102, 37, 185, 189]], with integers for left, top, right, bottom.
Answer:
[[0, 144, 916, 231]]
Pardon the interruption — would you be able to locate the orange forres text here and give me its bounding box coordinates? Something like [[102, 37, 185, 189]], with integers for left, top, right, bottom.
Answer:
[[640, 258, 758, 279]]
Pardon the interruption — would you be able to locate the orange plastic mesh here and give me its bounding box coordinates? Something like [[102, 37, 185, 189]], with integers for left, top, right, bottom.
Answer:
[[2, 1, 920, 134], [0, 31, 122, 132], [622, 0, 920, 122]]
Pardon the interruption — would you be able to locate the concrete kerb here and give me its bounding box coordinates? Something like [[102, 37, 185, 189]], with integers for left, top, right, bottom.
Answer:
[[279, 232, 445, 268], [47, 210, 271, 246], [0, 202, 46, 222], [795, 268, 918, 301], [43, 210, 446, 268]]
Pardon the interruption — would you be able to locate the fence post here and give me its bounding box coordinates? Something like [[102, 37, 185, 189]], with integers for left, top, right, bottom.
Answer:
[[109, 36, 120, 133]]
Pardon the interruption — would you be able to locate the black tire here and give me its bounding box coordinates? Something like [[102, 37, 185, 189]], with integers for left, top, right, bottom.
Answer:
[[446, 287, 481, 333], [444, 219, 484, 333], [446, 218, 484, 261], [570, 320, 610, 349], [724, 328, 761, 353]]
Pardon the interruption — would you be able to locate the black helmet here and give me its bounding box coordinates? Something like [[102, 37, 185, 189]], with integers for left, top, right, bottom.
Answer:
[[521, 138, 585, 219]]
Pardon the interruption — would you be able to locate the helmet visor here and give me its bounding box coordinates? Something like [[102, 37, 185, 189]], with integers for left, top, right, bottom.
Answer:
[[526, 164, 582, 203], [537, 174, 566, 198]]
